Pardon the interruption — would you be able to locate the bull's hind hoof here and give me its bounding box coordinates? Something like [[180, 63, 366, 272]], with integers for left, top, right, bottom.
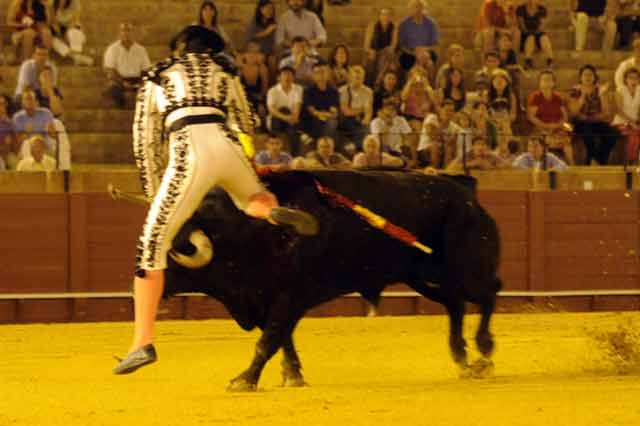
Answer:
[[227, 376, 257, 392], [470, 357, 494, 379], [281, 375, 308, 388]]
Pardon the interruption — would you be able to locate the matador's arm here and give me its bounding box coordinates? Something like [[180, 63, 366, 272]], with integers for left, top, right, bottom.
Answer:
[[132, 79, 166, 201]]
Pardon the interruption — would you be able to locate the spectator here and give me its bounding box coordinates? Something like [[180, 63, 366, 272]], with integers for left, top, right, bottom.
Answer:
[[395, 0, 440, 73], [302, 62, 339, 140], [568, 64, 619, 165], [12, 89, 55, 159], [527, 70, 574, 164], [447, 136, 506, 172], [275, 0, 326, 52], [569, 0, 616, 54], [363, 7, 396, 86], [328, 44, 350, 88], [267, 66, 304, 155], [488, 69, 517, 125], [239, 40, 269, 117], [246, 0, 278, 74], [197, 1, 234, 53], [614, 38, 640, 89], [475, 0, 520, 53], [418, 100, 461, 168], [474, 50, 502, 90], [434, 67, 466, 112], [305, 0, 324, 24], [516, 0, 553, 69], [0, 95, 18, 170], [14, 45, 58, 100], [103, 23, 151, 109], [16, 135, 56, 171], [353, 135, 404, 168], [400, 66, 435, 136], [495, 137, 521, 163], [612, 0, 640, 49], [255, 134, 293, 173], [279, 36, 318, 86], [513, 136, 568, 170], [34, 65, 63, 117], [50, 0, 93, 65], [471, 100, 498, 149], [435, 43, 465, 89], [338, 65, 373, 150], [370, 97, 413, 157], [7, 0, 53, 62], [372, 70, 401, 116], [305, 136, 352, 168], [612, 67, 640, 164]]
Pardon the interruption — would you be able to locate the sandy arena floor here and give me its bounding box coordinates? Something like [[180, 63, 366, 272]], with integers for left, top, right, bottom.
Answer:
[[1, 312, 639, 426]]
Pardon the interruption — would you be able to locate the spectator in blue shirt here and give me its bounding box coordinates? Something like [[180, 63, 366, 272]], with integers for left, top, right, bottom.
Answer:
[[12, 89, 55, 160], [255, 134, 293, 173], [512, 136, 568, 171], [395, 0, 440, 71], [14, 45, 58, 101]]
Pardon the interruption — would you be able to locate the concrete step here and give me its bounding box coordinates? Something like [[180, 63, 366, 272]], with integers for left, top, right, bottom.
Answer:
[[69, 132, 132, 164]]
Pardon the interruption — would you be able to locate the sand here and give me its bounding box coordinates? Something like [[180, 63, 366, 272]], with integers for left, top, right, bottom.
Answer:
[[1, 312, 639, 426]]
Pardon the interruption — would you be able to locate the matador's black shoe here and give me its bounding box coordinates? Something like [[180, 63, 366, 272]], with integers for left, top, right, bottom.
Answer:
[[270, 207, 319, 236], [113, 344, 157, 375]]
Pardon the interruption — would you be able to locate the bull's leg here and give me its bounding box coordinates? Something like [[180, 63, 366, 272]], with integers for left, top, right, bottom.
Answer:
[[469, 293, 496, 379], [280, 335, 307, 387], [227, 304, 298, 392], [445, 298, 469, 375]]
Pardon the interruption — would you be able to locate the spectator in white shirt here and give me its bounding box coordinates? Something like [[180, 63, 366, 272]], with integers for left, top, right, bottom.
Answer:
[[353, 134, 404, 168], [275, 0, 327, 52], [615, 38, 640, 89], [267, 66, 304, 155], [370, 98, 413, 157], [16, 135, 56, 171], [103, 22, 151, 108]]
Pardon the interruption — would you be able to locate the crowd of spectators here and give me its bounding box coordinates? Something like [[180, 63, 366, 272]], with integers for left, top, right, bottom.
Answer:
[[4, 0, 640, 173]]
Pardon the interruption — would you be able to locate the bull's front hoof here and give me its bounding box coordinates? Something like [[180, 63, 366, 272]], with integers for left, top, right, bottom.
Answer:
[[458, 364, 473, 380], [281, 375, 308, 388], [226, 376, 258, 392], [469, 357, 494, 379]]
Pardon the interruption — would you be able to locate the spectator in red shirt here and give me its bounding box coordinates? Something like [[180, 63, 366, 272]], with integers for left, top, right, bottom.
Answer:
[[527, 70, 574, 164]]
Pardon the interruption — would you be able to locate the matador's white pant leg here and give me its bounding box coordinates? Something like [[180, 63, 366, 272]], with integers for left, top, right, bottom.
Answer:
[[136, 123, 265, 272]]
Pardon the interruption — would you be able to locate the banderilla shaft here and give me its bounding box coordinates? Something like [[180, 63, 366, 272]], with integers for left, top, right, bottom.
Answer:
[[107, 183, 149, 206]]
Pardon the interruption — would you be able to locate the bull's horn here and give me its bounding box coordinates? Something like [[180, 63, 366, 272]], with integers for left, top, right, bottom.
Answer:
[[169, 229, 213, 268]]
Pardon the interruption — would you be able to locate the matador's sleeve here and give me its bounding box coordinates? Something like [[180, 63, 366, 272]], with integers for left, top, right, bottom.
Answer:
[[132, 79, 165, 201], [218, 72, 258, 136]]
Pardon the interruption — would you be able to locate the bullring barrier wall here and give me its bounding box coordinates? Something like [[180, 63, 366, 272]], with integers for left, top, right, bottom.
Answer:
[[1, 168, 639, 323]]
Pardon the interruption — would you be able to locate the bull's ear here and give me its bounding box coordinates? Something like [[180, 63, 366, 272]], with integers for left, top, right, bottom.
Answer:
[[169, 229, 214, 268]]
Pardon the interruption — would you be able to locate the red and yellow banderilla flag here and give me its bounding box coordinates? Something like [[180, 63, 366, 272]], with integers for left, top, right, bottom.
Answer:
[[314, 181, 433, 255]]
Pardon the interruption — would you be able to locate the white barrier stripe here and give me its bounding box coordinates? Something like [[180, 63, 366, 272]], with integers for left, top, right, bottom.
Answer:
[[0, 290, 639, 300]]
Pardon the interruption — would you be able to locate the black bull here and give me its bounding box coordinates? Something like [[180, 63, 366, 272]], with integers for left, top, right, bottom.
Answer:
[[163, 169, 502, 390]]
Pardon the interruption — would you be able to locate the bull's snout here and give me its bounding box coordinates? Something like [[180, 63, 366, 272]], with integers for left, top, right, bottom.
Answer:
[[169, 229, 214, 268]]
